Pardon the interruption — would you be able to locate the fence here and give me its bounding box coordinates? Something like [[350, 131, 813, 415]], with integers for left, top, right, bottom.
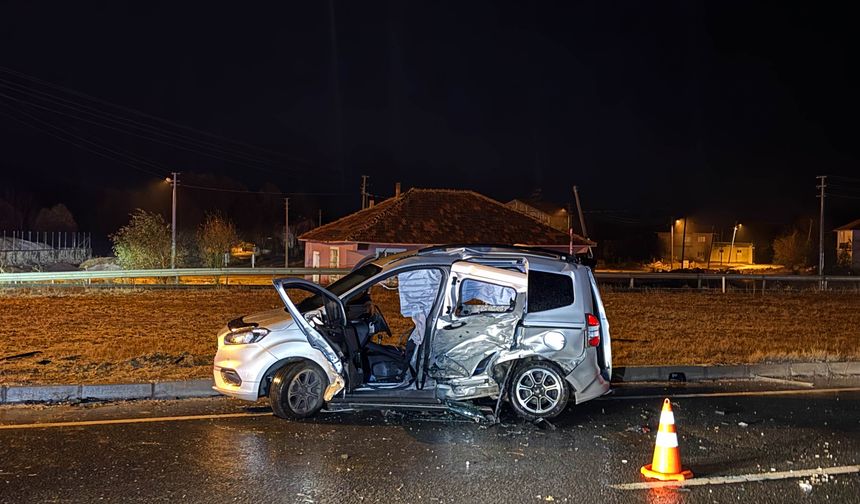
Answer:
[[0, 267, 859, 292], [0, 231, 92, 268]]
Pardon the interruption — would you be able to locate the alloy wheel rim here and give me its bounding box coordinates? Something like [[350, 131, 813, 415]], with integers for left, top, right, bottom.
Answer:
[[287, 369, 322, 414], [515, 368, 562, 414]]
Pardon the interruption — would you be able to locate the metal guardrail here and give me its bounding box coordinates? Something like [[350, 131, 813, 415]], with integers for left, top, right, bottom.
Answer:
[[0, 267, 858, 289], [0, 267, 351, 283]]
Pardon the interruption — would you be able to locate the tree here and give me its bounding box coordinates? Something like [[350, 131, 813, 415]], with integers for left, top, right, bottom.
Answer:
[[111, 209, 173, 269], [197, 212, 239, 268], [772, 229, 811, 271], [33, 203, 78, 231]]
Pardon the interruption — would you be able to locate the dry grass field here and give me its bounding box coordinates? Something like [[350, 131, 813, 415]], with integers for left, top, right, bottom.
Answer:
[[0, 287, 858, 385]]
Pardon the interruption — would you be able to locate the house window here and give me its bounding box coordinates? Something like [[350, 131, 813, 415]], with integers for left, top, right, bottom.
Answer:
[[329, 247, 340, 268], [697, 236, 706, 243]]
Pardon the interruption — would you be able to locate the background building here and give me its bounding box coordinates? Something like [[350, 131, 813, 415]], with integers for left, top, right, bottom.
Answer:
[[835, 219, 860, 270], [300, 188, 594, 271]]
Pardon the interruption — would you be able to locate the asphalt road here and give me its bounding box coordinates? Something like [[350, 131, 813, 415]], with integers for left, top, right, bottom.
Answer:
[[1, 380, 859, 503]]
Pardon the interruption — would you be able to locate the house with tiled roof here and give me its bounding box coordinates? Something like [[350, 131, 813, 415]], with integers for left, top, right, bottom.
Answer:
[[835, 218, 860, 270], [299, 188, 594, 269]]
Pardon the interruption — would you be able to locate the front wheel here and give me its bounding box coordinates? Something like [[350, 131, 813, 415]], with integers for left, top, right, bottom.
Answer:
[[270, 361, 328, 419], [509, 361, 569, 421]]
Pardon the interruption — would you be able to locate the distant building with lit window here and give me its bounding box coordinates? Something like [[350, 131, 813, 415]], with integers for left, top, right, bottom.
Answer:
[[835, 219, 860, 270], [657, 232, 754, 266]]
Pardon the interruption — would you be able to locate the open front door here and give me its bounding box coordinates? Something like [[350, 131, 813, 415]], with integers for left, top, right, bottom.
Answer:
[[428, 261, 528, 380], [272, 278, 356, 392]]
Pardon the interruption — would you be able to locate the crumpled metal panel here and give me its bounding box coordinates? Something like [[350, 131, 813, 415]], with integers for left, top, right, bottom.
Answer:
[[430, 313, 521, 379]]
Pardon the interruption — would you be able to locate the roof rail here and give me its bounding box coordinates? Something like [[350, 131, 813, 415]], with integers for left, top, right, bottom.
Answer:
[[416, 243, 579, 263]]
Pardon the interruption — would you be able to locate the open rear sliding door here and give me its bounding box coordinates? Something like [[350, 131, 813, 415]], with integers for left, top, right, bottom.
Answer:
[[427, 261, 528, 380]]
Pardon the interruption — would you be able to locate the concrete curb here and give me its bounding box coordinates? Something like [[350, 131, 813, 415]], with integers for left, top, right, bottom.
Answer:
[[1, 362, 859, 404], [0, 379, 218, 404], [612, 361, 860, 383]]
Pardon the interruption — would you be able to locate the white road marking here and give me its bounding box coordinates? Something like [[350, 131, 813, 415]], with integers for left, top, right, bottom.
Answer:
[[0, 412, 271, 430], [606, 386, 860, 400], [611, 464, 860, 490], [1, 386, 858, 430], [753, 375, 815, 388]]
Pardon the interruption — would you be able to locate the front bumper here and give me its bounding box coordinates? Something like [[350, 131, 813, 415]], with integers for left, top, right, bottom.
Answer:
[[212, 342, 277, 401]]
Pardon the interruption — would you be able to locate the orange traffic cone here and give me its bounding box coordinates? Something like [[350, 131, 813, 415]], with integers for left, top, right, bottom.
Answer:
[[640, 398, 693, 481]]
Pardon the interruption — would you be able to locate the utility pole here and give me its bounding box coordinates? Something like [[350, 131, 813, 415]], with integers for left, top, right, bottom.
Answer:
[[360, 175, 369, 210], [728, 222, 739, 266], [284, 197, 290, 268], [572, 186, 588, 239], [170, 172, 179, 269], [567, 203, 573, 256], [680, 217, 687, 269], [670, 218, 675, 270], [572, 186, 591, 257], [817, 175, 827, 289]]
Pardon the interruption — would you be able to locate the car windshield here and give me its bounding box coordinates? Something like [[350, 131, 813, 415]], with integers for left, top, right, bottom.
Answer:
[[294, 264, 382, 313]]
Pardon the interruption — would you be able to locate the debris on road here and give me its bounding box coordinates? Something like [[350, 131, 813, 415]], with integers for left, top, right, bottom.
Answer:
[[625, 425, 651, 434]]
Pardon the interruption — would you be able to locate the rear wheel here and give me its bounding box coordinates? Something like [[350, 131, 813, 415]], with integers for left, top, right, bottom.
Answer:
[[270, 361, 328, 419], [509, 361, 569, 421]]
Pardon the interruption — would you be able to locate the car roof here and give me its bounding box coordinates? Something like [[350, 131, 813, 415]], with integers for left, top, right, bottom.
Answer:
[[364, 244, 584, 271]]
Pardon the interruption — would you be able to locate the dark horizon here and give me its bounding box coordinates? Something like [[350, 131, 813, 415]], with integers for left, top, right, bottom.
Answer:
[[1, 1, 858, 257]]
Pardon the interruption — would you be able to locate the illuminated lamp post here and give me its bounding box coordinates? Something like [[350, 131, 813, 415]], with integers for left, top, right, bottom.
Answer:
[[727, 222, 741, 266]]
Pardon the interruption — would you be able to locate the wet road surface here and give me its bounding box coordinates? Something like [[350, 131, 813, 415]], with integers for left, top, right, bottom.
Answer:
[[1, 380, 859, 503]]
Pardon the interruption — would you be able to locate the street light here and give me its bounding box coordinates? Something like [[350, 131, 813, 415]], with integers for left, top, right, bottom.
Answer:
[[669, 219, 675, 269], [727, 222, 741, 266], [679, 217, 688, 269], [166, 172, 179, 269], [670, 218, 681, 270]]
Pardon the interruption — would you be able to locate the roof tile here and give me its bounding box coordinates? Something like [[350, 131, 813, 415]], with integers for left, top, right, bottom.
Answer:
[[299, 188, 593, 246]]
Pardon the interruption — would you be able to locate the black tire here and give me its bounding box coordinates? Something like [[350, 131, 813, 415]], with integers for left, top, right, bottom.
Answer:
[[269, 361, 328, 419], [509, 361, 569, 421]]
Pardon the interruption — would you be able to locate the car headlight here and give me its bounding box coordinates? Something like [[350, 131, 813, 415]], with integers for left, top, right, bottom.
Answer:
[[224, 327, 269, 345], [543, 331, 566, 351]]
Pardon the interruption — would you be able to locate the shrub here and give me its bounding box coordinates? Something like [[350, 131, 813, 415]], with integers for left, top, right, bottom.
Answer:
[[111, 209, 174, 269], [197, 213, 239, 268], [772, 229, 811, 271]]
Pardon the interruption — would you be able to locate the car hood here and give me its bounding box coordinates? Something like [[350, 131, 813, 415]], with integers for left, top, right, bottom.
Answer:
[[231, 307, 295, 333]]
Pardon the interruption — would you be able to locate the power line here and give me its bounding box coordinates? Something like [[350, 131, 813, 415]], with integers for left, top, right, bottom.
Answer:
[[0, 89, 286, 175], [0, 78, 288, 168], [0, 104, 163, 177], [180, 183, 345, 197], [829, 174, 860, 184], [829, 193, 860, 201], [0, 65, 311, 165]]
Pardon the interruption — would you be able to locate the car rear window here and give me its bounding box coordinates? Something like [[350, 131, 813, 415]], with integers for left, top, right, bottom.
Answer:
[[528, 270, 574, 312]]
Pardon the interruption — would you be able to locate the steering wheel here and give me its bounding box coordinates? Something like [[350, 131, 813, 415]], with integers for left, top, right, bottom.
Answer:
[[369, 304, 393, 344]]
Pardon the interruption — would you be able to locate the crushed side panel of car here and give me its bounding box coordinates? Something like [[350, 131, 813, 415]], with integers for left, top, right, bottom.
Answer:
[[430, 312, 522, 379], [428, 261, 528, 400]]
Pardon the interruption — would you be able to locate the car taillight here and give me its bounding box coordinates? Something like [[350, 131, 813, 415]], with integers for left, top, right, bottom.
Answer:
[[586, 313, 600, 347]]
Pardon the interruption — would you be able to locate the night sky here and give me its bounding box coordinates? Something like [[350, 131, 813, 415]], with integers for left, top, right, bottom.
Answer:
[[1, 1, 858, 255]]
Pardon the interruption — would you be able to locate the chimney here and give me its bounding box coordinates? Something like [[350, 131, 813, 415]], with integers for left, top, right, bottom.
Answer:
[[395, 182, 401, 197], [369, 197, 375, 208]]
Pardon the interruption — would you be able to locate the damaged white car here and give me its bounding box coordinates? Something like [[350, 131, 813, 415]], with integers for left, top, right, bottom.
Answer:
[[213, 245, 612, 421]]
